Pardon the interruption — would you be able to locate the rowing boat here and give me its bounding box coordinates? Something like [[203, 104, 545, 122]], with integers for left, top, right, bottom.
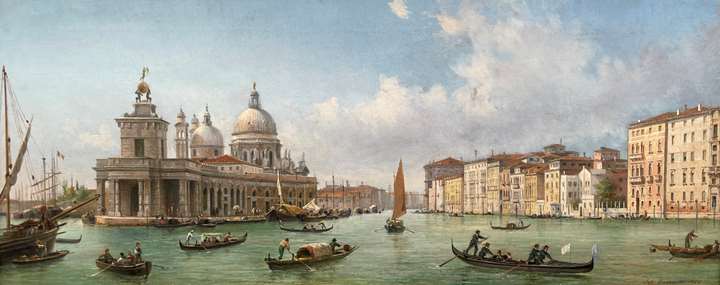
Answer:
[[450, 242, 595, 273], [57, 235, 82, 244], [265, 243, 357, 270], [279, 224, 333, 233], [95, 259, 152, 277], [489, 222, 531, 231], [12, 250, 69, 264], [668, 246, 720, 259], [178, 232, 247, 250]]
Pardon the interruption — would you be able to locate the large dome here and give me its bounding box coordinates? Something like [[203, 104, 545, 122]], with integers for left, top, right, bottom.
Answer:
[[191, 125, 224, 147], [233, 108, 277, 135]]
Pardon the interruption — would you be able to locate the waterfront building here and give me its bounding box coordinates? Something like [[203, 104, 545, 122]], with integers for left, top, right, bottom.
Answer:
[[428, 177, 446, 211], [544, 156, 592, 215], [509, 164, 527, 215], [593, 147, 627, 170], [443, 175, 464, 214], [424, 157, 464, 210], [559, 173, 580, 216], [316, 184, 388, 210], [485, 154, 524, 214], [93, 76, 317, 225], [463, 159, 488, 214], [579, 167, 606, 217], [405, 192, 426, 209], [524, 164, 547, 215], [628, 104, 720, 218]]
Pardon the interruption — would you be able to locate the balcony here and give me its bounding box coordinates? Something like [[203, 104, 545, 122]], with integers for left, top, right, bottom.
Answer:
[[628, 153, 644, 161], [629, 176, 644, 184]]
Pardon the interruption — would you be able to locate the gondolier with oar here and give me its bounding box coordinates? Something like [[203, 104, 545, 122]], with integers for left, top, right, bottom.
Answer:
[[465, 230, 488, 255], [278, 238, 291, 260], [685, 230, 698, 248]]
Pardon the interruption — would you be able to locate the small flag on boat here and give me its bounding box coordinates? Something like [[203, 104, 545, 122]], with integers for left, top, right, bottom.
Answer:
[[561, 243, 571, 255]]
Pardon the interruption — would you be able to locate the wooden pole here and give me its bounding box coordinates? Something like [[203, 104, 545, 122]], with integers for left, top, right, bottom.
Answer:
[[2, 66, 9, 228]]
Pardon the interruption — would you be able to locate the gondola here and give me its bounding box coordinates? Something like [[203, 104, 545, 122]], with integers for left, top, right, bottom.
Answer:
[[57, 235, 82, 244], [649, 240, 675, 252], [152, 221, 194, 228], [178, 232, 247, 250], [12, 250, 69, 264], [489, 222, 531, 231], [95, 259, 152, 277], [450, 242, 596, 273], [264, 244, 357, 270], [198, 223, 216, 228], [279, 224, 333, 233], [668, 246, 720, 259], [299, 214, 327, 222]]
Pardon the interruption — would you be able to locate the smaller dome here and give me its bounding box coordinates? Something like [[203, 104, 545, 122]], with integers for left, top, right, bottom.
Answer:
[[191, 125, 224, 147]]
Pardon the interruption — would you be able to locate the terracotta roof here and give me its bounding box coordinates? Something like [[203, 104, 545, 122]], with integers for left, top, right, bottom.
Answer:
[[197, 154, 246, 165], [425, 157, 464, 167], [596, 147, 619, 153], [526, 164, 549, 175], [549, 156, 592, 162], [629, 105, 719, 128]]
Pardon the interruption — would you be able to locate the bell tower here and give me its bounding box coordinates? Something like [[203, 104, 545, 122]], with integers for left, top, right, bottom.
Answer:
[[116, 69, 169, 159], [175, 108, 189, 159]]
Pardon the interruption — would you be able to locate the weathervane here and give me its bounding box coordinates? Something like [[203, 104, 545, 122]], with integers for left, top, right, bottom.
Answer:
[[135, 66, 152, 102]]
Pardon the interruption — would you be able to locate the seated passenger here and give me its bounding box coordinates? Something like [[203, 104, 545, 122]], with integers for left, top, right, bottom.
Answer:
[[478, 243, 495, 259]]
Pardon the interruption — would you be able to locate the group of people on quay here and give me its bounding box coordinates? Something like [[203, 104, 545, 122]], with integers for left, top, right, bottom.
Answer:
[[463, 230, 554, 264]]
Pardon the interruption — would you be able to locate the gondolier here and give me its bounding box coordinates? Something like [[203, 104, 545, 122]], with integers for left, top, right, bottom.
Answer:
[[186, 230, 194, 244], [279, 238, 290, 260], [465, 230, 487, 255], [685, 230, 698, 248]]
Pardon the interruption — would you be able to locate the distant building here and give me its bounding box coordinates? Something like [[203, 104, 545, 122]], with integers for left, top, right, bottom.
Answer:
[[424, 157, 464, 209], [443, 176, 464, 214], [544, 156, 592, 215], [316, 184, 387, 210], [593, 147, 627, 170], [524, 164, 547, 215], [560, 173, 580, 216], [405, 192, 426, 209], [579, 167, 606, 217], [463, 159, 488, 214]]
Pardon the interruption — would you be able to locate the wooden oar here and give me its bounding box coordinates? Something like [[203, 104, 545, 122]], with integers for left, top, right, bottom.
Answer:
[[437, 256, 456, 267], [291, 253, 315, 272], [502, 262, 524, 275], [405, 228, 416, 234], [88, 264, 112, 277]]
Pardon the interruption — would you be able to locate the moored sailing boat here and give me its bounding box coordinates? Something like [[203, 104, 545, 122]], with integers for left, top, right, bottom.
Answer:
[[385, 160, 406, 233]]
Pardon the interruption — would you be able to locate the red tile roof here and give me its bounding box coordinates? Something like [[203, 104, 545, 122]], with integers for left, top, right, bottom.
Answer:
[[629, 105, 719, 128], [425, 157, 464, 167]]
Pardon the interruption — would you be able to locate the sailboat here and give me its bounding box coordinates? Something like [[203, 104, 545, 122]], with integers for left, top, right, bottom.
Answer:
[[0, 66, 98, 261], [265, 170, 304, 221], [385, 160, 406, 233]]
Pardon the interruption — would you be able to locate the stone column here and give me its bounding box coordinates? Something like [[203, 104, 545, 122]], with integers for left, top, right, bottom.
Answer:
[[113, 180, 120, 216], [179, 179, 188, 217], [205, 184, 211, 216], [96, 179, 105, 214], [144, 179, 151, 217], [137, 180, 144, 217]]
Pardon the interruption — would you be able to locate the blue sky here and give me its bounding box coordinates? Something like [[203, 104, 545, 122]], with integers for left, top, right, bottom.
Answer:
[[1, 0, 719, 194]]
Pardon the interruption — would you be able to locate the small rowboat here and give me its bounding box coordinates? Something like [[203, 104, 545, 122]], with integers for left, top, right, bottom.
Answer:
[[95, 259, 152, 277], [668, 246, 720, 259], [650, 240, 675, 252], [57, 235, 82, 244], [178, 232, 248, 250], [12, 250, 69, 264], [265, 244, 358, 270], [279, 224, 333, 233], [152, 221, 193, 229], [198, 223, 216, 228], [490, 222, 531, 231], [451, 242, 596, 273]]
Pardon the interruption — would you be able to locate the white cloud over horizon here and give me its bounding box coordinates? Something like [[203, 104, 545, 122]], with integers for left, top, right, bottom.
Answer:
[[388, 0, 410, 19]]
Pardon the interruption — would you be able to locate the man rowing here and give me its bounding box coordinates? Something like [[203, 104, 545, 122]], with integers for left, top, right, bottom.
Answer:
[[528, 244, 541, 264], [465, 230, 488, 255], [685, 230, 698, 248]]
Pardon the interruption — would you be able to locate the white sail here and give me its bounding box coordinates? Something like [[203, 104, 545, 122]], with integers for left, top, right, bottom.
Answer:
[[0, 121, 31, 202]]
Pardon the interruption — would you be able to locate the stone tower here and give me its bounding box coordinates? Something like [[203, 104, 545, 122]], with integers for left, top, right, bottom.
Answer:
[[116, 79, 169, 159], [175, 108, 189, 159]]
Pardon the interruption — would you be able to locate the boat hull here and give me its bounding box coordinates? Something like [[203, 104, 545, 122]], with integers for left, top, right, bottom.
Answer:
[[280, 225, 333, 233], [451, 243, 594, 273], [265, 246, 357, 270], [0, 227, 59, 261], [668, 247, 720, 259], [96, 260, 152, 277], [12, 250, 69, 264], [178, 233, 247, 250]]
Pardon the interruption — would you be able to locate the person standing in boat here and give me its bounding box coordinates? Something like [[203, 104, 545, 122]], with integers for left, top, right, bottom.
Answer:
[[685, 230, 698, 248], [330, 238, 341, 252], [465, 230, 487, 255], [278, 238, 290, 260], [134, 241, 143, 262], [186, 230, 195, 245]]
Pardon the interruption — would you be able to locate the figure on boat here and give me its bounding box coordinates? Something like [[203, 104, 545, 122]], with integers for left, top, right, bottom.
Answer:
[[385, 160, 407, 233]]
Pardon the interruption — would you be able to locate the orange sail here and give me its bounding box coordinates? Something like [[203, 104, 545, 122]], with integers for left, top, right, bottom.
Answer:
[[392, 160, 406, 220]]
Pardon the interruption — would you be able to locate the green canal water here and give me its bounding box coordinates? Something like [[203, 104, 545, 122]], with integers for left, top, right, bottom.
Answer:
[[1, 213, 719, 284]]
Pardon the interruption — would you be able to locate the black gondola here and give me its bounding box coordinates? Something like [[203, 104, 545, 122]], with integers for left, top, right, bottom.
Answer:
[[489, 222, 531, 231], [279, 224, 333, 233], [668, 247, 720, 259], [12, 250, 69, 264], [264, 244, 357, 270], [95, 259, 152, 277], [57, 235, 82, 244], [450, 242, 596, 273], [178, 232, 248, 250]]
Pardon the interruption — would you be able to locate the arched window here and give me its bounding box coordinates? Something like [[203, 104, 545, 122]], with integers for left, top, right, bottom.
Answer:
[[252, 191, 256, 197], [265, 191, 269, 197], [214, 149, 219, 156]]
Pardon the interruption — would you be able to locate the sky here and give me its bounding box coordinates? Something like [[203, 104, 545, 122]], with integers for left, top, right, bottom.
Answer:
[[1, 0, 720, 196]]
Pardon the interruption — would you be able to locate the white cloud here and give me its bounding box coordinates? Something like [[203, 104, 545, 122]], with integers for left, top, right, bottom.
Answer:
[[388, 0, 409, 19]]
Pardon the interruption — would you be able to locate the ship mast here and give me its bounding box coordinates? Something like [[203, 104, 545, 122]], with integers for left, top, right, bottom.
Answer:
[[3, 66, 10, 227]]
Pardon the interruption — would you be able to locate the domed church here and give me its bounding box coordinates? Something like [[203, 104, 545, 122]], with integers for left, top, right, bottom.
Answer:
[[94, 70, 316, 225]]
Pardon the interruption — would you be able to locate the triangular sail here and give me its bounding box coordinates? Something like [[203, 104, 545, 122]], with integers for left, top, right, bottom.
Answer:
[[392, 160, 406, 220], [0, 121, 31, 202]]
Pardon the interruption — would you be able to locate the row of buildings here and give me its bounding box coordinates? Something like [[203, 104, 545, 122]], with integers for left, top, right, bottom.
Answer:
[[315, 183, 426, 211], [424, 145, 627, 217], [424, 104, 720, 218]]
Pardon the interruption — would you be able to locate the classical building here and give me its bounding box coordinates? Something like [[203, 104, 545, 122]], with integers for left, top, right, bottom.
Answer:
[[524, 164, 547, 215], [559, 173, 580, 216], [94, 75, 317, 225], [544, 156, 592, 215], [628, 104, 720, 218], [316, 184, 388, 210], [424, 157, 464, 209], [463, 159, 488, 214], [443, 176, 463, 214], [579, 167, 606, 217]]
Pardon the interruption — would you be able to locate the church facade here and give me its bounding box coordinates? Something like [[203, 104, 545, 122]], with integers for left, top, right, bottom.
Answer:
[[94, 74, 316, 224]]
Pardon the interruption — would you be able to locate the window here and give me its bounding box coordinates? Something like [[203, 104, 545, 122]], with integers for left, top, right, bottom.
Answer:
[[671, 153, 675, 163], [192, 149, 197, 157], [691, 132, 695, 142], [657, 163, 661, 174], [683, 133, 687, 143], [703, 150, 707, 161], [702, 191, 706, 201], [659, 126, 662, 131], [703, 130, 707, 141], [671, 136, 675, 145], [683, 192, 686, 201], [690, 171, 694, 184], [658, 140, 662, 152], [690, 191, 694, 201], [134, 139, 145, 157], [683, 152, 687, 162], [214, 149, 219, 156], [690, 152, 694, 161], [682, 172, 687, 184], [671, 192, 675, 201]]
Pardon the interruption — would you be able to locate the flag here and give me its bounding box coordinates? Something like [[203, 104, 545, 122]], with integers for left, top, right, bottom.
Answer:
[[561, 243, 571, 255], [57, 151, 64, 160]]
